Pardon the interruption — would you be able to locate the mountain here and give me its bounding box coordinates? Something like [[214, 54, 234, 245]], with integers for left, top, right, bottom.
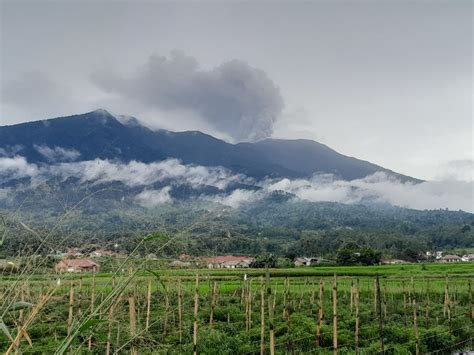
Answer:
[[0, 109, 418, 181]]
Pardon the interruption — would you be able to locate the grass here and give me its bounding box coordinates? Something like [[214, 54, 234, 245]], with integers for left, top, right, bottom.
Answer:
[[1, 263, 473, 353]]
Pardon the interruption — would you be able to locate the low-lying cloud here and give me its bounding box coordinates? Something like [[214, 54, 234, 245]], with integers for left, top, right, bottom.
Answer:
[[34, 145, 81, 162], [0, 155, 244, 190], [91, 50, 284, 142], [0, 155, 472, 212], [261, 172, 474, 212], [135, 187, 172, 207]]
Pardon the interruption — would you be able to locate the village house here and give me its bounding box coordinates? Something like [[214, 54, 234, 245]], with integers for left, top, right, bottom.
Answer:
[[170, 260, 192, 268], [66, 248, 84, 258], [89, 248, 115, 257], [294, 257, 319, 267], [381, 258, 405, 265], [54, 259, 100, 273], [206, 256, 255, 269], [439, 254, 462, 263], [461, 254, 474, 262]]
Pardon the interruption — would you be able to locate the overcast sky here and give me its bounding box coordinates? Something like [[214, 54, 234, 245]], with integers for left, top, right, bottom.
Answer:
[[0, 0, 472, 181]]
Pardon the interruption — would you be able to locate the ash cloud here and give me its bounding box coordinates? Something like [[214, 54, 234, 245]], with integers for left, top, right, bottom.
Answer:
[[91, 51, 284, 142]]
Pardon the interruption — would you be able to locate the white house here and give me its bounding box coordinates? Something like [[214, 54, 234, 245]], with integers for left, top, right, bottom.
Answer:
[[294, 257, 319, 267], [206, 256, 255, 269]]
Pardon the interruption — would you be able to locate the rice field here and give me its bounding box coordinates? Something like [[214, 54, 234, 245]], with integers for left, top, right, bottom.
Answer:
[[1, 263, 474, 354]]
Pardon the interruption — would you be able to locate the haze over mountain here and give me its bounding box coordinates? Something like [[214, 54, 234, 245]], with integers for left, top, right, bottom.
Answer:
[[0, 109, 416, 182]]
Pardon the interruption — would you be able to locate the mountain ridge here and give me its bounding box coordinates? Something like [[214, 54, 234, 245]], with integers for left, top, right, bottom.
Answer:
[[0, 109, 420, 182]]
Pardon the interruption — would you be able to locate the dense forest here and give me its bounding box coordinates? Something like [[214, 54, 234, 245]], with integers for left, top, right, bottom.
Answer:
[[1, 187, 473, 260]]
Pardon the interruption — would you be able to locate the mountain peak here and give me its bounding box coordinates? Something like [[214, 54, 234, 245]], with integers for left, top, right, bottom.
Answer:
[[91, 108, 113, 116]]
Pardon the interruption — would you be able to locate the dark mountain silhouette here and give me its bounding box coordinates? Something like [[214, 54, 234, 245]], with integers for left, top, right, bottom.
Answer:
[[0, 109, 419, 182]]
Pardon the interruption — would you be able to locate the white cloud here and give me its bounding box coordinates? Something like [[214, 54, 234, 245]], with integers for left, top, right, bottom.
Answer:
[[48, 158, 245, 188], [34, 145, 81, 162], [0, 156, 39, 180], [0, 156, 246, 190], [135, 187, 172, 207], [0, 145, 24, 157], [0, 156, 471, 212], [204, 189, 262, 208], [435, 159, 474, 182], [261, 172, 474, 212]]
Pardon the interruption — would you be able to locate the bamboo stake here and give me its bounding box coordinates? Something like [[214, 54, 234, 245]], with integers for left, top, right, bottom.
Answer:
[[128, 290, 137, 355], [413, 297, 420, 355], [145, 278, 152, 331], [316, 279, 324, 348], [248, 279, 252, 330], [403, 281, 407, 326], [209, 281, 217, 327], [376, 275, 385, 354], [355, 279, 360, 354], [77, 277, 82, 316], [425, 279, 430, 328], [332, 275, 338, 355], [178, 278, 183, 343], [374, 279, 377, 315], [163, 286, 170, 340], [350, 279, 354, 313], [266, 268, 275, 355], [193, 274, 199, 355], [106, 292, 120, 355], [67, 282, 74, 336], [260, 279, 265, 355], [88, 272, 96, 350], [245, 279, 250, 331], [469, 279, 473, 320]]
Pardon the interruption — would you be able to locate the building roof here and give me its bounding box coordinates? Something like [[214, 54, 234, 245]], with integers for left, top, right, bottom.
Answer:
[[206, 256, 254, 264], [59, 259, 99, 268], [441, 255, 462, 260]]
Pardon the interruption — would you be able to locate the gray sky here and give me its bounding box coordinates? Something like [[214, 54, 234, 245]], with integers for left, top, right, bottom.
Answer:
[[0, 0, 472, 181]]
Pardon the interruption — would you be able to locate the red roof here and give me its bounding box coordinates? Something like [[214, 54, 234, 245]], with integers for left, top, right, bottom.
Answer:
[[206, 256, 254, 264]]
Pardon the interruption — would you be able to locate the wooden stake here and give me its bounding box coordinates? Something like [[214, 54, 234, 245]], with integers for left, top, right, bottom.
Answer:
[[332, 275, 338, 355], [350, 279, 354, 314], [469, 279, 473, 320], [425, 279, 430, 328], [88, 273, 96, 350], [376, 275, 384, 354], [106, 293, 119, 355], [316, 279, 324, 348], [403, 281, 407, 327], [77, 277, 82, 316], [413, 297, 420, 355], [209, 281, 217, 327], [266, 268, 275, 355], [178, 278, 183, 343], [128, 289, 137, 355], [355, 279, 360, 354], [260, 279, 265, 355], [193, 274, 199, 355], [248, 279, 252, 330], [67, 282, 74, 336], [163, 285, 170, 340], [145, 278, 152, 331]]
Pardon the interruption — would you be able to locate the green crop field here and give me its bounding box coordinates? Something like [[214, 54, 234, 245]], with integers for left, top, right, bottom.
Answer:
[[1, 263, 474, 354]]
